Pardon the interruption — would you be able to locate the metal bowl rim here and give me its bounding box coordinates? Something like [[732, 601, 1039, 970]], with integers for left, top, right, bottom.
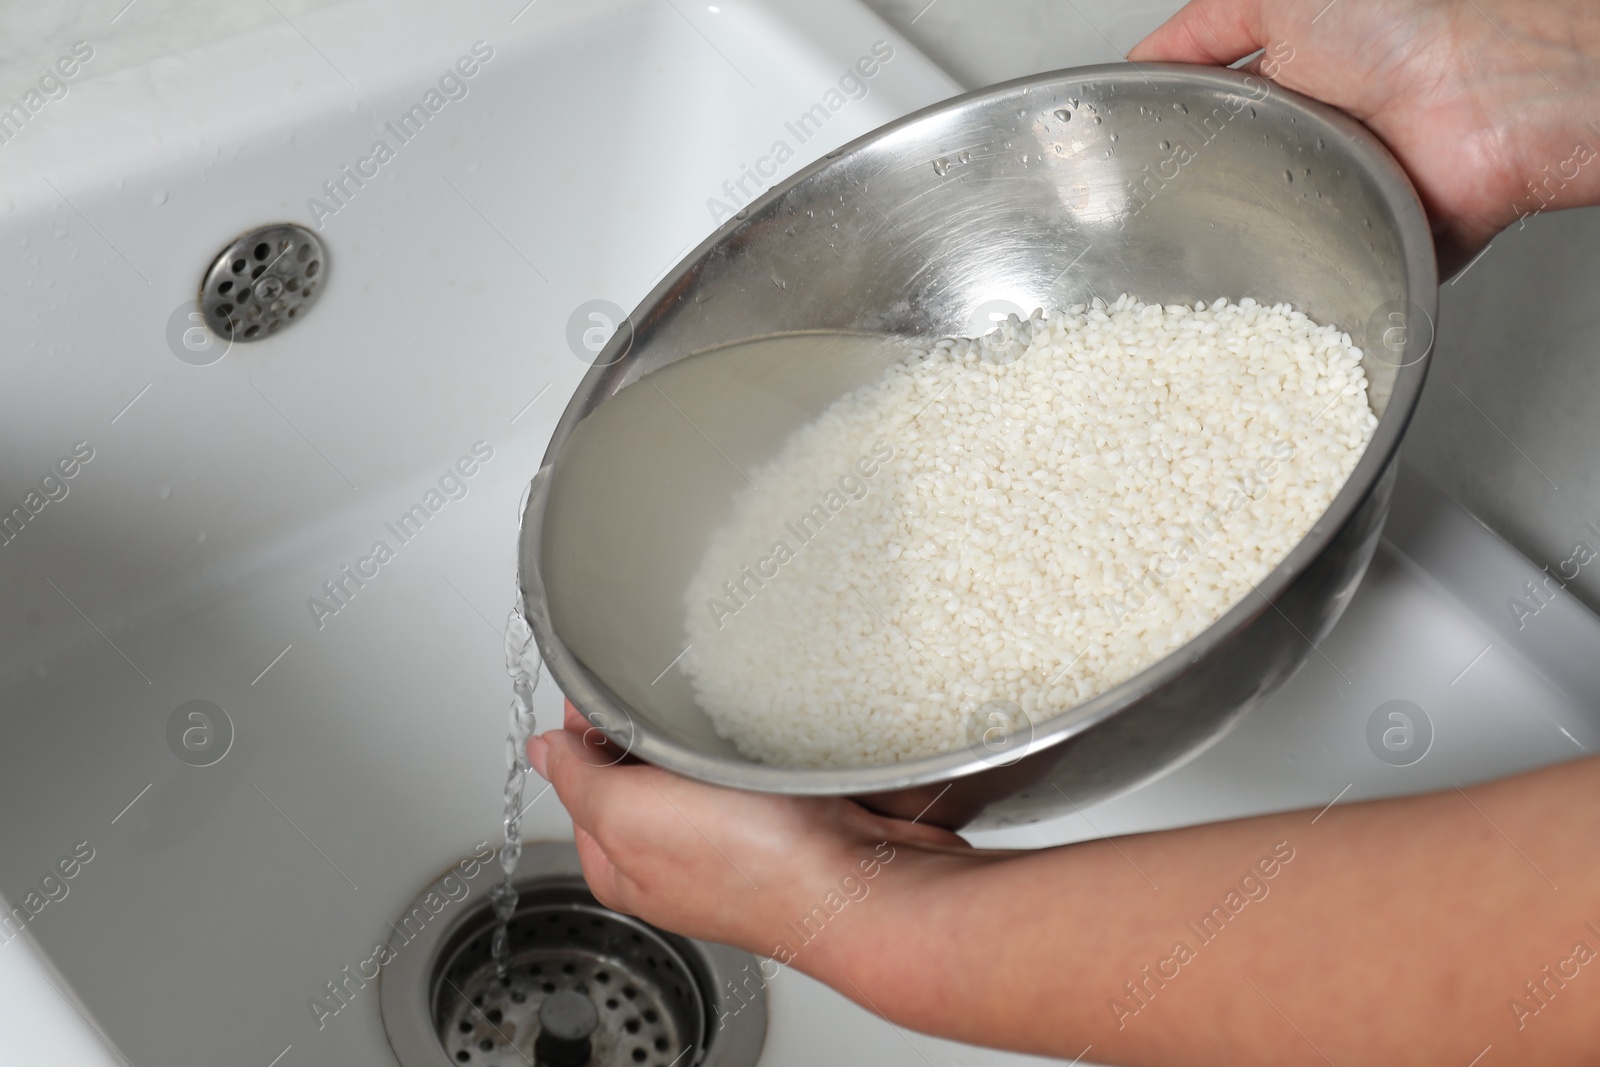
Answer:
[[518, 61, 1438, 795]]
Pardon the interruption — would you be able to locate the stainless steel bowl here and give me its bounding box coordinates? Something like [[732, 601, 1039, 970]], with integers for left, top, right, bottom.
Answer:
[[518, 63, 1436, 830]]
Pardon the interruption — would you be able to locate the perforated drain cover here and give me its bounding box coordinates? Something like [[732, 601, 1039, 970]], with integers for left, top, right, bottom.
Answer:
[[379, 842, 766, 1067], [198, 223, 325, 341], [438, 895, 702, 1067]]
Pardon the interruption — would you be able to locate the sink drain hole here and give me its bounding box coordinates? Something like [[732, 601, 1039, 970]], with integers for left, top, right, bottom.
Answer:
[[380, 843, 765, 1067], [198, 223, 326, 341], [436, 897, 700, 1067]]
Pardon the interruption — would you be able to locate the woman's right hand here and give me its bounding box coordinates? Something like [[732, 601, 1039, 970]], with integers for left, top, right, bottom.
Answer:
[[1128, 0, 1600, 273]]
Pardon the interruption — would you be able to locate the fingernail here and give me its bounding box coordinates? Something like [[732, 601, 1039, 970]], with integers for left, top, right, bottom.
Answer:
[[527, 735, 549, 780]]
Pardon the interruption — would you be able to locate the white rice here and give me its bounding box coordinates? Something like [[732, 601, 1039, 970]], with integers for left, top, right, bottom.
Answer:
[[680, 295, 1377, 768]]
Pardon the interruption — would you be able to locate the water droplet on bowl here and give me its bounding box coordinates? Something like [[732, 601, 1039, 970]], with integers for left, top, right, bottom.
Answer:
[[1284, 169, 1294, 183], [151, 190, 169, 205], [1158, 140, 1170, 151], [1055, 109, 1071, 122], [932, 157, 950, 176]]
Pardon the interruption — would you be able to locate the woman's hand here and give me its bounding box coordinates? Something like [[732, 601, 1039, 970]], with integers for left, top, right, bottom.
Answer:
[[527, 702, 971, 971], [1128, 0, 1600, 273]]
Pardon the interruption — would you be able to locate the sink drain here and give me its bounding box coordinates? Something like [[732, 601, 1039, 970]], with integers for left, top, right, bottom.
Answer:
[[380, 842, 766, 1067], [198, 223, 326, 341], [438, 893, 701, 1067]]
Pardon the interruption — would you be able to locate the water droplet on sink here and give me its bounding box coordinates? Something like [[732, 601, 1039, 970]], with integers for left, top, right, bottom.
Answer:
[[932, 157, 950, 176], [157, 485, 172, 500], [1158, 140, 1170, 150], [957, 149, 971, 164], [1055, 108, 1071, 122], [1284, 169, 1294, 182], [1173, 103, 1189, 114], [1092, 116, 1102, 125], [152, 190, 169, 205]]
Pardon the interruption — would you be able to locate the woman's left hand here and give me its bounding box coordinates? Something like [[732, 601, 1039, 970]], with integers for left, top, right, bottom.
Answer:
[[527, 702, 970, 969]]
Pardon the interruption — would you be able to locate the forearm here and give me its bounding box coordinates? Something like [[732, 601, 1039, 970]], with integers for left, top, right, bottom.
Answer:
[[817, 756, 1600, 1066]]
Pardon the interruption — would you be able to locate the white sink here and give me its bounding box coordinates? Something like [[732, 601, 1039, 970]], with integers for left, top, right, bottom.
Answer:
[[5, 3, 1599, 1066]]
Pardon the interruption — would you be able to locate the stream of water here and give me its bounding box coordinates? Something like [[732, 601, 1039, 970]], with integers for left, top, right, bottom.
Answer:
[[490, 605, 541, 977]]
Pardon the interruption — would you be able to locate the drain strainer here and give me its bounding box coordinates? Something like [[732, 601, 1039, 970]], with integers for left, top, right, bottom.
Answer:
[[438, 891, 701, 1066], [380, 842, 766, 1067], [198, 223, 325, 341]]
